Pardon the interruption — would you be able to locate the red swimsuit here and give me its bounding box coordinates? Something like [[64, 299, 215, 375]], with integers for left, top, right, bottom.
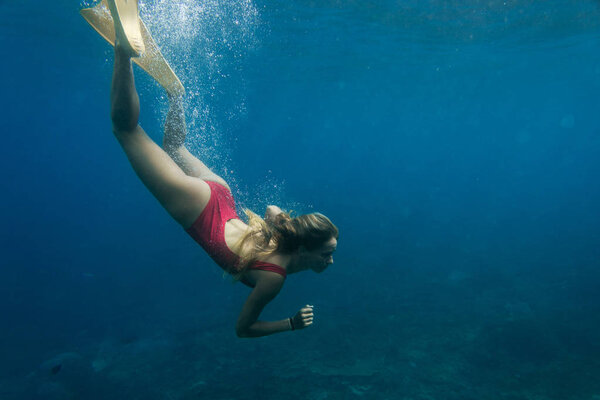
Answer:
[[185, 181, 286, 288]]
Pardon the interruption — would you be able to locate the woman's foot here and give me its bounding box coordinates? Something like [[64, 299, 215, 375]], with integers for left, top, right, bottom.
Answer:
[[106, 0, 145, 57]]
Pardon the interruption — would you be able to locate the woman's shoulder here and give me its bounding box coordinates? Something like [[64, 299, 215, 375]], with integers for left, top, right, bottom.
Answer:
[[243, 268, 286, 293]]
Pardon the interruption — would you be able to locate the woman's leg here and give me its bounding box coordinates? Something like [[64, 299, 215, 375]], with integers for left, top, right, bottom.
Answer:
[[110, 45, 211, 228], [162, 95, 231, 190]]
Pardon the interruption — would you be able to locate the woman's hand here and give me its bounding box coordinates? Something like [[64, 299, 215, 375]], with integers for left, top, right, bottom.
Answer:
[[291, 305, 314, 330]]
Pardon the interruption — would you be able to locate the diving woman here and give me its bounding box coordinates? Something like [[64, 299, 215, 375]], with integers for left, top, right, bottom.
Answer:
[[94, 0, 339, 338]]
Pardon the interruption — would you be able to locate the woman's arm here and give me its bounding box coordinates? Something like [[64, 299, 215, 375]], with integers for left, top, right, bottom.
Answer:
[[235, 273, 315, 338], [235, 273, 287, 338]]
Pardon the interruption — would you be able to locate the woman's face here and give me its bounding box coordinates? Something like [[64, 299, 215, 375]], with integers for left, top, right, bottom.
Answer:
[[306, 237, 338, 273]]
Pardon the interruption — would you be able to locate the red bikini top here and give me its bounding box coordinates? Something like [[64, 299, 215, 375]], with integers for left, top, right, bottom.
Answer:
[[185, 181, 287, 288]]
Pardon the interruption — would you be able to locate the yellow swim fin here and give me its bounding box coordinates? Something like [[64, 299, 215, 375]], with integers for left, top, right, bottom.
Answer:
[[80, 0, 185, 96], [105, 0, 145, 57]]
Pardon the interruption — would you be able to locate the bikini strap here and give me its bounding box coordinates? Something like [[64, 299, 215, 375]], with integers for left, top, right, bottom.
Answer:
[[248, 261, 287, 278]]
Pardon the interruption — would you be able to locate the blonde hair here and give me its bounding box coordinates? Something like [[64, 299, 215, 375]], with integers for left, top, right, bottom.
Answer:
[[233, 210, 338, 278]]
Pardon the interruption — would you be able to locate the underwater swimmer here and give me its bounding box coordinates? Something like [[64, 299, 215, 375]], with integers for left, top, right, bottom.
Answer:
[[91, 0, 338, 338]]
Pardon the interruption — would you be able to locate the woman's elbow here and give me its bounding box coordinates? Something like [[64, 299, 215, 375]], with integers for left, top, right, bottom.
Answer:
[[265, 205, 283, 221], [235, 324, 250, 338], [236, 328, 247, 338]]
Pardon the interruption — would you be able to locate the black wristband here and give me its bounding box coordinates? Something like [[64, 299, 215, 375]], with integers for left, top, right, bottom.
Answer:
[[289, 317, 295, 331]]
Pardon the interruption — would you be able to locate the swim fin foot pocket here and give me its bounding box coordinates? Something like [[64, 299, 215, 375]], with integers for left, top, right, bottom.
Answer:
[[106, 0, 145, 57]]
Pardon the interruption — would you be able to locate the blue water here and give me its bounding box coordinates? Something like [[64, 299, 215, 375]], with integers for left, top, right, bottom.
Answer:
[[1, 0, 600, 398]]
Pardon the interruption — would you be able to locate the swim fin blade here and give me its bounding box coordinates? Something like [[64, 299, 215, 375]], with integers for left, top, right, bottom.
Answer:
[[80, 0, 185, 96]]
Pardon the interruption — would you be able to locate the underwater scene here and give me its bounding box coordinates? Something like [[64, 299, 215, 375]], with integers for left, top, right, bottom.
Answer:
[[1, 0, 600, 399]]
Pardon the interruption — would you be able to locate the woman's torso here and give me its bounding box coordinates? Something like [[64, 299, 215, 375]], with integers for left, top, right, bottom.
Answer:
[[224, 219, 288, 286]]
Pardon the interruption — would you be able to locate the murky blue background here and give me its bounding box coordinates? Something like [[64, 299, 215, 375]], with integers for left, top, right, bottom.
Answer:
[[1, 0, 599, 398]]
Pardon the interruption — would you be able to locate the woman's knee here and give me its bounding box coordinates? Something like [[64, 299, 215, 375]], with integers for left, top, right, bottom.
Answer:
[[112, 124, 141, 144], [111, 110, 139, 134]]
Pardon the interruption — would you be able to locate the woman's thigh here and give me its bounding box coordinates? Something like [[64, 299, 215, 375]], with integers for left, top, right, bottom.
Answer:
[[116, 125, 212, 227]]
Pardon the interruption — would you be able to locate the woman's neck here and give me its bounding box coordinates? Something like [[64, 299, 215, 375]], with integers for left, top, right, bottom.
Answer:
[[278, 253, 307, 274], [263, 252, 294, 271]]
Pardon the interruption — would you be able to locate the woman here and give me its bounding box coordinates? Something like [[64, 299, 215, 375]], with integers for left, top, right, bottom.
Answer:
[[105, 0, 339, 338]]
